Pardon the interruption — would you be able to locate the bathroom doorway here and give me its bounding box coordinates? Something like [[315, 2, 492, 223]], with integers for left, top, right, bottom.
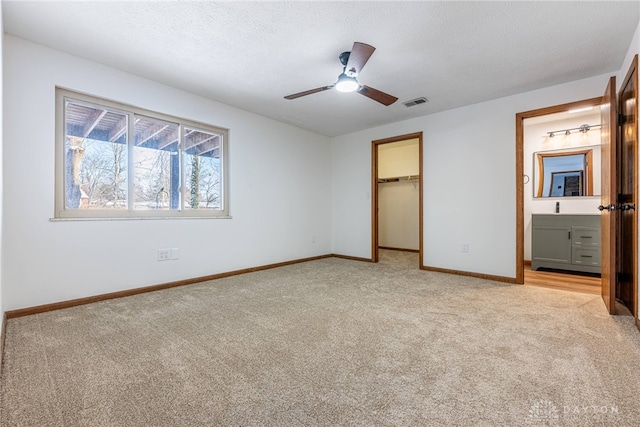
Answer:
[[517, 97, 604, 293], [515, 63, 638, 319]]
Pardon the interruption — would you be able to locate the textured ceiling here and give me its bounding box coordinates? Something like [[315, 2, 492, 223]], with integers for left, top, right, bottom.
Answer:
[[3, 1, 639, 137]]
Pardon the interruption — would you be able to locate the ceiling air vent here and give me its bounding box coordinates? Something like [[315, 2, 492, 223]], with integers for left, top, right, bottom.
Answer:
[[403, 97, 429, 107]]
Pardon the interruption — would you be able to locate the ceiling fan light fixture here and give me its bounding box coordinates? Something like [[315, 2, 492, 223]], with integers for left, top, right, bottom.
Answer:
[[335, 73, 359, 93], [284, 42, 397, 105]]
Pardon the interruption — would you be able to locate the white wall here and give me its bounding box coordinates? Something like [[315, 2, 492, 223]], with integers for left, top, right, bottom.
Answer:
[[378, 139, 419, 179], [332, 74, 612, 278], [523, 113, 602, 260], [378, 181, 419, 250], [2, 35, 332, 311], [378, 140, 419, 250]]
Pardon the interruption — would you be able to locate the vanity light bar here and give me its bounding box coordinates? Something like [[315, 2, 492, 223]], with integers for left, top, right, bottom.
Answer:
[[547, 123, 601, 138]]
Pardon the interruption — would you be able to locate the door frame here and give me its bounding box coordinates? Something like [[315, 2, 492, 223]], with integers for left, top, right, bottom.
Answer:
[[371, 132, 423, 266], [515, 98, 602, 284], [601, 76, 618, 314]]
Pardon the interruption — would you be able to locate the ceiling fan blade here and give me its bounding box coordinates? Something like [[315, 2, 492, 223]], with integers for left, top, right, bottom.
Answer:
[[284, 85, 334, 100], [345, 42, 375, 76], [357, 85, 398, 106]]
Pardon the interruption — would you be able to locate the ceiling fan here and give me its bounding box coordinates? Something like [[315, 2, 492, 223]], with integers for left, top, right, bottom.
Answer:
[[284, 42, 398, 106]]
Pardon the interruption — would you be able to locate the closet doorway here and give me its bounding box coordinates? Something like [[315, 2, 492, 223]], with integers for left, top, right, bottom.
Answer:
[[371, 132, 423, 267]]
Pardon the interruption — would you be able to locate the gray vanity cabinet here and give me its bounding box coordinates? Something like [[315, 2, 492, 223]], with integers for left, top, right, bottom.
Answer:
[[531, 214, 601, 274]]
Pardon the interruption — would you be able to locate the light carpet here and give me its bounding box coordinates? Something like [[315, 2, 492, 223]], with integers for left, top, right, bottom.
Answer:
[[1, 250, 639, 426]]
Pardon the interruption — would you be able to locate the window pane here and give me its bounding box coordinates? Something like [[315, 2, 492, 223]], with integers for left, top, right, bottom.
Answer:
[[133, 116, 180, 210], [64, 100, 128, 209], [183, 127, 223, 210]]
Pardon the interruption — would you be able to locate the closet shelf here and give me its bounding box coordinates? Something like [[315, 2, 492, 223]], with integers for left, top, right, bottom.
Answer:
[[378, 175, 420, 183]]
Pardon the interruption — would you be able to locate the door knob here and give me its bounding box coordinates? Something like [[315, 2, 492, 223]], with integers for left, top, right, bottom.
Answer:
[[620, 203, 636, 211], [598, 204, 616, 211]]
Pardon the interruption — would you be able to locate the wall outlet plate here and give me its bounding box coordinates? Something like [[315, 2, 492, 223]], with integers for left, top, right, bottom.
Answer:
[[158, 248, 171, 261]]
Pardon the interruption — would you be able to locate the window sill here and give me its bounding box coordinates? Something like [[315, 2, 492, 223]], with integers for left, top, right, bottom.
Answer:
[[50, 216, 233, 222]]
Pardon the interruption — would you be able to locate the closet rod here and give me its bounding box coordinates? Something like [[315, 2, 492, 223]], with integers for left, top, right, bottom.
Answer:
[[378, 175, 420, 183]]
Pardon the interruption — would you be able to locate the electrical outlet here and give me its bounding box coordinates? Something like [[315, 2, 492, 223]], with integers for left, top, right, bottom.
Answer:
[[171, 248, 179, 260], [461, 243, 469, 253], [157, 248, 171, 261]]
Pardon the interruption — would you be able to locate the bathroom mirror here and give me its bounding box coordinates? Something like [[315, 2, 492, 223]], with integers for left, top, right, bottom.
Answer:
[[534, 146, 600, 198]]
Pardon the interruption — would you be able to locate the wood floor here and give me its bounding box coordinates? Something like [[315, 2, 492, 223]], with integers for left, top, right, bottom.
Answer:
[[524, 265, 601, 295]]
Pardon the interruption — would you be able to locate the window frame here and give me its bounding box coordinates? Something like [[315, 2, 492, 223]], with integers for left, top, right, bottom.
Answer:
[[54, 88, 229, 219]]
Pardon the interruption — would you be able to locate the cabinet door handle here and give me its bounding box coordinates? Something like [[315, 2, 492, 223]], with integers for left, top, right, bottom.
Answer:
[[580, 236, 592, 238], [580, 255, 593, 258], [568, 231, 571, 239]]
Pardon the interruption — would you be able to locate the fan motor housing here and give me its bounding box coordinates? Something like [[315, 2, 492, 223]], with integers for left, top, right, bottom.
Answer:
[[339, 51, 350, 66]]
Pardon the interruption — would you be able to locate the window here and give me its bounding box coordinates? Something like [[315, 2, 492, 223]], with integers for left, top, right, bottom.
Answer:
[[55, 88, 228, 219]]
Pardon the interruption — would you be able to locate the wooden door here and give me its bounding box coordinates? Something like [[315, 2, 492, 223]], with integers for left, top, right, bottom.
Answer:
[[600, 76, 617, 314], [617, 55, 638, 316]]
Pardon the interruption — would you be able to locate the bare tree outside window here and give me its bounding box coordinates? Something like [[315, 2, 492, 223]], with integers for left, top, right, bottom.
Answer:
[[77, 139, 128, 208], [184, 127, 222, 210], [64, 103, 128, 209]]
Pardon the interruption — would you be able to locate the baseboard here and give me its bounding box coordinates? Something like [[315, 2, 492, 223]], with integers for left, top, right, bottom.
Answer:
[[378, 246, 420, 253], [331, 254, 374, 262], [524, 259, 532, 266], [420, 265, 517, 284], [0, 312, 7, 376], [5, 253, 520, 319], [5, 254, 333, 319]]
